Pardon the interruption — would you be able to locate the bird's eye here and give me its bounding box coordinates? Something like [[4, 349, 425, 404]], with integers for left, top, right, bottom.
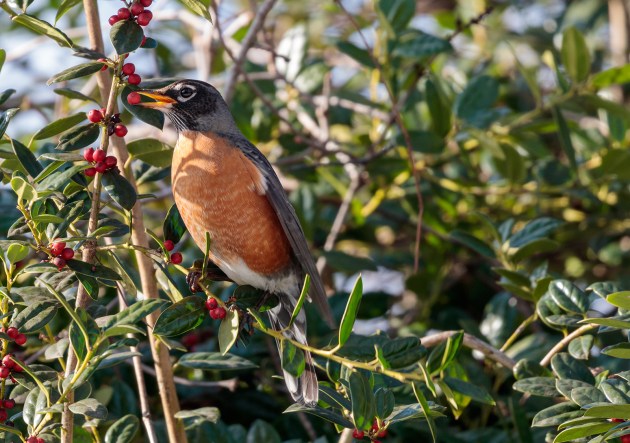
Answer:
[[180, 87, 194, 98]]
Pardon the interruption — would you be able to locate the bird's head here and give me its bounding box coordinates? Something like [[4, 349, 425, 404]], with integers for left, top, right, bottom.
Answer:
[[135, 80, 237, 133]]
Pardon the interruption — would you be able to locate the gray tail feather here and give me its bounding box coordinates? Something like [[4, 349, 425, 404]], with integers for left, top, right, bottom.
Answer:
[[267, 302, 318, 406]]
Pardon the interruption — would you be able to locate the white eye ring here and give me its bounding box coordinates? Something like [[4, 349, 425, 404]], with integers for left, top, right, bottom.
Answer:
[[179, 86, 196, 101]]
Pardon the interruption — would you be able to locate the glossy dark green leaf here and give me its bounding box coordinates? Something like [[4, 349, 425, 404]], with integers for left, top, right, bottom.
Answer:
[[450, 230, 495, 258], [568, 335, 594, 360], [55, 0, 82, 23], [336, 42, 375, 68], [110, 20, 144, 55], [47, 61, 104, 85], [602, 343, 630, 359], [513, 359, 552, 380], [338, 275, 363, 347], [102, 170, 137, 210], [104, 414, 139, 443], [177, 0, 212, 21], [561, 27, 590, 83], [454, 76, 498, 126], [177, 352, 257, 370], [585, 404, 630, 419], [13, 300, 58, 333], [571, 386, 608, 407], [511, 238, 559, 263], [556, 378, 592, 399], [76, 273, 99, 299], [548, 280, 590, 314], [66, 259, 122, 281], [552, 106, 578, 171], [555, 421, 614, 442], [322, 251, 377, 273], [56, 123, 100, 151], [102, 299, 166, 329], [23, 387, 47, 427], [551, 353, 595, 384], [11, 138, 42, 178], [425, 78, 451, 137], [13, 14, 73, 47], [33, 113, 86, 140], [531, 402, 581, 427], [36, 164, 87, 191], [0, 108, 19, 139], [513, 377, 560, 397], [0, 89, 16, 106], [508, 217, 563, 249], [69, 398, 108, 419], [126, 138, 173, 167], [53, 88, 99, 104], [163, 204, 186, 244], [377, 0, 414, 31], [444, 377, 495, 405], [349, 371, 375, 431], [121, 86, 164, 130], [381, 336, 426, 369], [401, 130, 445, 154], [154, 296, 205, 337], [395, 30, 452, 58], [426, 331, 463, 374], [374, 388, 395, 419], [281, 340, 305, 378]]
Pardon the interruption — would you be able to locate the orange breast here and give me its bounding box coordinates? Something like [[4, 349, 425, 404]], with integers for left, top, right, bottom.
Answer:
[[171, 131, 292, 276]]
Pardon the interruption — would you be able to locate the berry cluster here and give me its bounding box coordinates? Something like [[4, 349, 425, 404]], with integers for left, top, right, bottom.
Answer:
[[121, 62, 141, 85], [87, 109, 128, 137], [163, 240, 183, 264], [205, 298, 226, 320], [26, 436, 45, 443], [109, 0, 153, 27], [49, 241, 74, 270], [352, 419, 388, 441], [0, 397, 15, 423], [84, 148, 118, 177]]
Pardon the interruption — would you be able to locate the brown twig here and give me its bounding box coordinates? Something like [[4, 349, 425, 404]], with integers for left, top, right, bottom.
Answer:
[[539, 324, 595, 367]]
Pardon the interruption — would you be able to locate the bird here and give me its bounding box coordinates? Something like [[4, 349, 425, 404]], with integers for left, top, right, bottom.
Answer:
[[135, 79, 334, 406]]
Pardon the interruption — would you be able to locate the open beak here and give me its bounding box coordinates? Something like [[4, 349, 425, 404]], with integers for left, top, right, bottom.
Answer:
[[136, 91, 177, 108]]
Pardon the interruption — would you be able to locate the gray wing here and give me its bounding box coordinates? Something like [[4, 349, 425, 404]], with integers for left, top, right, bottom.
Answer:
[[231, 135, 334, 327]]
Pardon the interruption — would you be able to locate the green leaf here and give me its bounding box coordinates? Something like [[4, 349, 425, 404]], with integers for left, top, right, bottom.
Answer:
[[102, 171, 137, 210], [580, 317, 630, 329], [0, 49, 5, 72], [33, 113, 86, 140], [336, 42, 375, 68], [374, 388, 395, 420], [585, 404, 630, 419], [154, 296, 206, 337], [55, 0, 82, 23], [36, 163, 87, 191], [246, 419, 281, 443], [377, 0, 414, 32], [23, 387, 48, 428], [511, 238, 560, 263], [607, 291, 630, 309], [0, 89, 16, 106], [425, 78, 451, 137], [513, 377, 560, 397], [102, 299, 166, 329], [285, 403, 354, 428], [395, 31, 452, 58], [426, 331, 463, 374], [602, 343, 630, 359], [349, 371, 375, 431], [56, 123, 100, 151], [69, 398, 108, 419], [556, 378, 592, 399], [53, 88, 99, 104], [110, 20, 144, 55], [450, 230, 495, 258], [0, 108, 19, 139], [218, 308, 239, 355], [381, 336, 426, 369], [402, 130, 445, 154], [13, 300, 58, 333], [508, 217, 563, 249], [121, 86, 164, 130], [174, 407, 220, 423], [281, 340, 305, 378], [104, 414, 139, 443], [547, 280, 590, 314], [338, 275, 363, 347], [561, 27, 590, 83], [10, 176, 36, 204], [177, 0, 212, 21], [126, 138, 173, 167], [571, 386, 608, 407], [6, 243, 29, 264], [47, 61, 104, 85], [568, 335, 594, 360], [532, 402, 581, 427], [177, 352, 257, 370], [552, 107, 578, 171], [443, 377, 496, 405], [411, 383, 439, 441], [163, 204, 186, 244], [322, 250, 377, 273], [66, 259, 122, 281], [13, 14, 73, 47], [289, 274, 310, 327], [12, 138, 43, 178], [592, 65, 630, 88], [551, 353, 595, 384], [454, 75, 498, 128], [554, 421, 615, 442]]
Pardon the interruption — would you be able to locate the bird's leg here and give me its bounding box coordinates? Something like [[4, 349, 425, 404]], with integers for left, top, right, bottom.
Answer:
[[186, 259, 232, 293]]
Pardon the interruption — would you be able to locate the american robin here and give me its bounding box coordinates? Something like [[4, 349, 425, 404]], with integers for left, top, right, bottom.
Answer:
[[136, 80, 333, 405]]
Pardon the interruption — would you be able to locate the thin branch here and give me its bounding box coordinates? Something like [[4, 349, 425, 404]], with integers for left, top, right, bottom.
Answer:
[[539, 325, 596, 367], [223, 0, 277, 103]]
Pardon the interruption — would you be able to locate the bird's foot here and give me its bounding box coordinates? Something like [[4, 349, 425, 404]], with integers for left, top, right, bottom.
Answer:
[[186, 259, 232, 293]]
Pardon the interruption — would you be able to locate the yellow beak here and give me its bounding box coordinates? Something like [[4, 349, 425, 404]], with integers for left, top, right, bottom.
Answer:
[[136, 91, 177, 108]]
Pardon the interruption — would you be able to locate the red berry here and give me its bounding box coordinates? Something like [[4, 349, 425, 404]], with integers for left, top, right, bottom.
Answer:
[[205, 298, 218, 310], [163, 240, 175, 251], [12, 365, 22, 373], [87, 109, 103, 123], [130, 2, 144, 16], [108, 15, 120, 25], [211, 307, 226, 320], [0, 409, 7, 422], [122, 63, 135, 75], [170, 252, 183, 264], [621, 436, 630, 443], [3, 399, 15, 409], [127, 91, 141, 105], [117, 7, 131, 19], [61, 248, 74, 261], [26, 438, 38, 443], [2, 355, 15, 369], [50, 241, 66, 256], [98, 58, 108, 71], [0, 367, 9, 379], [85, 167, 97, 177], [140, 0, 152, 6], [352, 429, 364, 439], [105, 156, 117, 168], [127, 73, 141, 85], [14, 334, 26, 346], [52, 257, 66, 270], [377, 429, 388, 438], [93, 149, 106, 162], [6, 328, 18, 340], [141, 35, 147, 46], [114, 124, 128, 137], [83, 147, 95, 162], [94, 162, 107, 173], [136, 10, 152, 26], [37, 439, 44, 443]]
